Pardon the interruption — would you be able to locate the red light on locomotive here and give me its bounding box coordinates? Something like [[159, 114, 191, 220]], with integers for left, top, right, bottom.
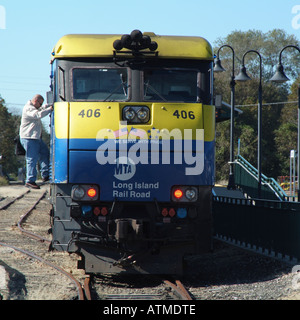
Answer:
[[101, 207, 108, 216], [174, 189, 183, 199], [169, 208, 176, 217], [161, 208, 168, 217], [87, 188, 97, 198], [93, 207, 101, 216]]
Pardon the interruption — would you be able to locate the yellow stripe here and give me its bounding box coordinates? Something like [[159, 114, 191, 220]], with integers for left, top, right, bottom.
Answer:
[[54, 102, 215, 141]]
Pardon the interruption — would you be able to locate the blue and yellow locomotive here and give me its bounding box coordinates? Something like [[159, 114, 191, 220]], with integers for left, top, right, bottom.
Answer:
[[49, 30, 215, 274]]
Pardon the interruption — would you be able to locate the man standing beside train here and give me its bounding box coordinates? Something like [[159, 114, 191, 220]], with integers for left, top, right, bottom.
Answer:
[[20, 94, 53, 189]]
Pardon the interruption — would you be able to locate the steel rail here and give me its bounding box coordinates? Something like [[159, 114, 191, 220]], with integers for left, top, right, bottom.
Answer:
[[0, 189, 30, 210], [163, 279, 193, 300], [17, 190, 51, 243], [0, 240, 85, 300], [84, 276, 92, 300]]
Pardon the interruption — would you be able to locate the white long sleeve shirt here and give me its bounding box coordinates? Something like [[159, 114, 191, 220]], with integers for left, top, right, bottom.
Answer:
[[19, 100, 52, 139]]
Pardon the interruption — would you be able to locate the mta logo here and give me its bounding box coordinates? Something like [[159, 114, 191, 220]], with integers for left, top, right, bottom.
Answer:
[[114, 157, 136, 181], [115, 163, 133, 175]]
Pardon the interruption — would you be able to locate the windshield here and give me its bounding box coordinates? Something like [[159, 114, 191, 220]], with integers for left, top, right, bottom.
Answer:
[[144, 69, 198, 102], [72, 68, 128, 101]]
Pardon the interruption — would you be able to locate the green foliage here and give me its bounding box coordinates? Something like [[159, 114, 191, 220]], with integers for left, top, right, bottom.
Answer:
[[0, 176, 8, 186], [214, 29, 300, 81], [274, 122, 297, 174], [0, 97, 20, 174], [274, 76, 300, 174], [214, 29, 299, 182]]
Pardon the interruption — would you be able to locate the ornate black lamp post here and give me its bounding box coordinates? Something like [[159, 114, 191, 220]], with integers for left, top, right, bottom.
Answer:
[[214, 45, 236, 190], [235, 50, 263, 198], [270, 45, 300, 200]]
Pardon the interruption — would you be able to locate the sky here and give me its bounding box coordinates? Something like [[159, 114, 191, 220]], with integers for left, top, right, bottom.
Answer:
[[0, 0, 299, 128]]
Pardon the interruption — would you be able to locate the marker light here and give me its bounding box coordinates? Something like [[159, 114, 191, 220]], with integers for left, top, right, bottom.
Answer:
[[169, 208, 176, 217], [174, 189, 183, 199], [87, 187, 97, 198], [71, 184, 99, 201], [93, 207, 101, 216], [171, 186, 198, 202], [101, 207, 108, 216], [162, 208, 168, 217]]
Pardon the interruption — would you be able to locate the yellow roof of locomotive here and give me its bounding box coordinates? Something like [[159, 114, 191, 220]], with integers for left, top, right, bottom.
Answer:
[[51, 33, 213, 61]]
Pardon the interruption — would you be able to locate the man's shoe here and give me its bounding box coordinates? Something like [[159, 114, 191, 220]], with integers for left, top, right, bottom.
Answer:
[[25, 182, 40, 189], [42, 176, 49, 182]]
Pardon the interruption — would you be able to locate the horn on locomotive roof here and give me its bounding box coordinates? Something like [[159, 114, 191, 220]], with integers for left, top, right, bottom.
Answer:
[[113, 29, 158, 52]]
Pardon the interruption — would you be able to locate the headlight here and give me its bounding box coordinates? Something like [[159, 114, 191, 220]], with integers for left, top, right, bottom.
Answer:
[[124, 108, 135, 121], [122, 106, 150, 123], [137, 108, 149, 121]]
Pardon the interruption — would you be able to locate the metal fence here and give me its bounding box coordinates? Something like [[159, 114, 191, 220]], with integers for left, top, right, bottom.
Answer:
[[213, 196, 300, 262]]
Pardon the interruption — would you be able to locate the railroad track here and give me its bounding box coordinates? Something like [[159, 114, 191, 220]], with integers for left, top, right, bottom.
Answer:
[[0, 185, 85, 300], [85, 274, 193, 300], [0, 184, 194, 300]]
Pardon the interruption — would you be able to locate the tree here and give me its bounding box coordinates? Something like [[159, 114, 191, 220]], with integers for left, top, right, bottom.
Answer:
[[214, 29, 300, 81], [0, 97, 19, 175], [214, 29, 300, 181], [274, 77, 300, 175]]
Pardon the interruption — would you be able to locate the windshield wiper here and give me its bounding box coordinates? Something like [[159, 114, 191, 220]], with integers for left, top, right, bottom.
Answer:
[[103, 74, 129, 102], [144, 81, 167, 102]]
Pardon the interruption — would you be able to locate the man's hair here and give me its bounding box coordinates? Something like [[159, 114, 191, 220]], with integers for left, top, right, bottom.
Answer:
[[32, 94, 44, 102]]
